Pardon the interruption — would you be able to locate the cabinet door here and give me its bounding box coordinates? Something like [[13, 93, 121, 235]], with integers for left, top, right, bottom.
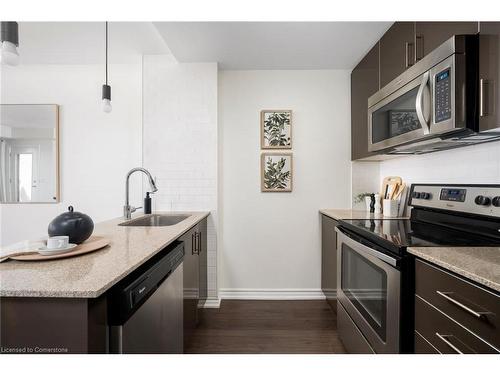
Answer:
[[479, 22, 500, 132], [197, 219, 208, 306], [379, 22, 415, 87], [351, 43, 379, 160], [180, 228, 198, 352], [415, 22, 478, 61], [321, 215, 338, 311]]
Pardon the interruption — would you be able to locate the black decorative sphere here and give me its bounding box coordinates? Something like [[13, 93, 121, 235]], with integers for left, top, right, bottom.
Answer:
[[48, 206, 94, 244]]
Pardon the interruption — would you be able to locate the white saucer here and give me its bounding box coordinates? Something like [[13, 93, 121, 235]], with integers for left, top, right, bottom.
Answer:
[[38, 243, 77, 256]]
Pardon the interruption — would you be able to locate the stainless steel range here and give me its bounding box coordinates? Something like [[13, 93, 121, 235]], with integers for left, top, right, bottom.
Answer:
[[336, 183, 500, 354]]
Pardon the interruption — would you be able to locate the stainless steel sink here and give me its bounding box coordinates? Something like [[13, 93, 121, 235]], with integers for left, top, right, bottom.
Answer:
[[119, 214, 190, 227]]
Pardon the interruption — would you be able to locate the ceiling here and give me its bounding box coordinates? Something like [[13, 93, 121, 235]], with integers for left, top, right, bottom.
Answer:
[[153, 22, 393, 70], [16, 22, 170, 64], [13, 22, 393, 69]]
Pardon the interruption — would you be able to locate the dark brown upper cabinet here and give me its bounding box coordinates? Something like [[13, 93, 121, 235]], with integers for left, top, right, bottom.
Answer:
[[479, 22, 500, 133], [351, 42, 379, 160], [415, 22, 478, 61], [379, 22, 415, 88]]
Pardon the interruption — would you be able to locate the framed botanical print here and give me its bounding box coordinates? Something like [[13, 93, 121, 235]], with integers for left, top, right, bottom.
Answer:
[[260, 110, 292, 149], [261, 152, 293, 192]]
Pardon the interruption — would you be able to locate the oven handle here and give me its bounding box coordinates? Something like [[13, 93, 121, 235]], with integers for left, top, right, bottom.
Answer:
[[416, 71, 431, 135], [335, 227, 398, 267]]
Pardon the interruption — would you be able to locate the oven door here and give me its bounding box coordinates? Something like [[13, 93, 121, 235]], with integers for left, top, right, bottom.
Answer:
[[336, 227, 401, 353]]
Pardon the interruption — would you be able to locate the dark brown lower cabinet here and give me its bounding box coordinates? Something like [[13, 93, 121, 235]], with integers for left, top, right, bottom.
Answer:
[[321, 215, 338, 312], [181, 218, 208, 351], [415, 331, 439, 354], [414, 259, 500, 354], [0, 296, 107, 354]]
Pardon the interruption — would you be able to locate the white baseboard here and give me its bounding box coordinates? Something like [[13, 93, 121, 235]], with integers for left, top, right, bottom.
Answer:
[[202, 297, 222, 308], [219, 288, 331, 300]]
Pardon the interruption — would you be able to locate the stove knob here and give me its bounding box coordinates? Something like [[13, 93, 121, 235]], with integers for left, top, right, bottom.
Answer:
[[493, 196, 500, 207], [413, 192, 421, 199], [421, 192, 431, 200], [475, 195, 491, 206]]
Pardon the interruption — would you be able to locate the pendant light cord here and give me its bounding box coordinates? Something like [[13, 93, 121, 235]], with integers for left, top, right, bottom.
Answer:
[[105, 21, 108, 85]]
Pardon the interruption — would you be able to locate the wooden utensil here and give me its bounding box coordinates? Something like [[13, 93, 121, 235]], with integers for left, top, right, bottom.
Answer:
[[3, 236, 110, 262], [394, 183, 406, 200], [381, 176, 402, 200]]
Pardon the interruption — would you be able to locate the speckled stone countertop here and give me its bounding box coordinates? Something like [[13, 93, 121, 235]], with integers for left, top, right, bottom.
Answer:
[[319, 209, 408, 221], [0, 211, 209, 298], [408, 247, 500, 293]]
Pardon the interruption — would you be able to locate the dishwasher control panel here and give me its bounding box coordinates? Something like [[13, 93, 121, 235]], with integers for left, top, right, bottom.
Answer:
[[108, 241, 184, 324]]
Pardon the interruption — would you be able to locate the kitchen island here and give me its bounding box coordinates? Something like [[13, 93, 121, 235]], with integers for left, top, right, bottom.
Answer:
[[0, 211, 209, 353]]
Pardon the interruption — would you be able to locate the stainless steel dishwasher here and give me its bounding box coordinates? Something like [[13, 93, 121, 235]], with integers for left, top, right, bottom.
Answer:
[[108, 242, 184, 354]]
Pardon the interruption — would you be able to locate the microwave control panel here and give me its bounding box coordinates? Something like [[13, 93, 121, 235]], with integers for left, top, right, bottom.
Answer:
[[434, 68, 452, 123]]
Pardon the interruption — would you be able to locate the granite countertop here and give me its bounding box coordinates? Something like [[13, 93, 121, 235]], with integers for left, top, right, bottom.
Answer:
[[319, 208, 408, 221], [0, 211, 209, 298], [408, 247, 500, 293]]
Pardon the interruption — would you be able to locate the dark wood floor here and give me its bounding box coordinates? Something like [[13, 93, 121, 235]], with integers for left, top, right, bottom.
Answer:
[[185, 300, 346, 354]]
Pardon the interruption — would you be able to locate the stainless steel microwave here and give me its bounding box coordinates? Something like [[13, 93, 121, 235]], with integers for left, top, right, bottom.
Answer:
[[368, 34, 500, 154]]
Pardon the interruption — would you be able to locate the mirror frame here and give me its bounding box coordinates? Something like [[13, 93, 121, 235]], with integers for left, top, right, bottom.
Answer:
[[0, 104, 60, 204]]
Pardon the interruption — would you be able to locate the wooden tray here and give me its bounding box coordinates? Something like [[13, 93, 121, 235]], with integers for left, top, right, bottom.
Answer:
[[9, 236, 110, 261]]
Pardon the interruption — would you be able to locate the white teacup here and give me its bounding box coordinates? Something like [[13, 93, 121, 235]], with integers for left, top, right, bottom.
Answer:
[[46, 236, 69, 250]]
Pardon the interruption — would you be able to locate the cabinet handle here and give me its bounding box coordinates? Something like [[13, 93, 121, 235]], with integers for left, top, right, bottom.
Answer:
[[191, 233, 196, 255], [415, 35, 424, 62], [479, 78, 489, 117], [192, 232, 200, 255], [436, 291, 492, 319], [405, 42, 414, 68], [435, 333, 464, 354], [198, 231, 202, 253]]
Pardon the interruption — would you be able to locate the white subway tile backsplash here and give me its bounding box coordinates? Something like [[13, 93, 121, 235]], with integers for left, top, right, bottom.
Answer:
[[143, 56, 219, 301], [378, 142, 500, 185], [351, 142, 500, 212]]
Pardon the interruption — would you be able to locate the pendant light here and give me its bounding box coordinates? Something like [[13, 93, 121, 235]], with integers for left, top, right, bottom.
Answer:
[[102, 22, 112, 113], [0, 22, 20, 66]]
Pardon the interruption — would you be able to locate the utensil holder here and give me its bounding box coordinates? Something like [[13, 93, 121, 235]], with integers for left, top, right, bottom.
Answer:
[[383, 199, 399, 217]]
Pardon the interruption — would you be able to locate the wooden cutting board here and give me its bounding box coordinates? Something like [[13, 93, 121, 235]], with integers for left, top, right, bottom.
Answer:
[[8, 236, 110, 261]]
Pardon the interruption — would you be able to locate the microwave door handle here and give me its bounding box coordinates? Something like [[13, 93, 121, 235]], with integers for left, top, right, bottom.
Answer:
[[416, 71, 431, 135]]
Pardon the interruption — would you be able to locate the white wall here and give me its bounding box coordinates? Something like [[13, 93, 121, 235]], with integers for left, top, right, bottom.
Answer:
[[219, 70, 351, 297], [0, 63, 143, 246], [142, 56, 219, 304], [378, 141, 500, 185]]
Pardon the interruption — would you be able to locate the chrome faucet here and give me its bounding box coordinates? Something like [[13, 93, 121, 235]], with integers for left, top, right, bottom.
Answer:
[[124, 167, 158, 219]]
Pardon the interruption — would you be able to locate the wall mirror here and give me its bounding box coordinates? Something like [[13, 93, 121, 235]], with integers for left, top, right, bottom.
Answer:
[[0, 104, 60, 203]]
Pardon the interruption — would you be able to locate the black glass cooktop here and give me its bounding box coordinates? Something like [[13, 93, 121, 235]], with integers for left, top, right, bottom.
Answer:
[[339, 218, 500, 254]]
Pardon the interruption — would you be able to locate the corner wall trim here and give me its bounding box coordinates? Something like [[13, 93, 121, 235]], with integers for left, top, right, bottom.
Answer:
[[219, 288, 330, 300]]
